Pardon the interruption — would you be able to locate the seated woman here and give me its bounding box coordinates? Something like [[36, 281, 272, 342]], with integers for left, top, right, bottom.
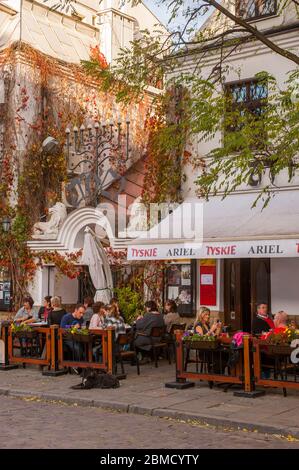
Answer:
[[274, 311, 288, 329], [89, 302, 106, 362], [14, 296, 39, 324], [193, 306, 222, 336], [47, 296, 66, 326], [89, 302, 106, 330], [164, 300, 181, 334], [38, 296, 52, 322], [103, 304, 126, 340]]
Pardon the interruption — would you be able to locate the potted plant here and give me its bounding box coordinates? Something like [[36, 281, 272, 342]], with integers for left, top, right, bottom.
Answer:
[[63, 327, 93, 343], [113, 287, 143, 325], [259, 327, 299, 355], [11, 323, 37, 339], [182, 331, 219, 350]]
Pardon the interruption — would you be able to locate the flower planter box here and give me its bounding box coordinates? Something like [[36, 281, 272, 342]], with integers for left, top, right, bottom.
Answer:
[[13, 331, 37, 339], [259, 342, 293, 356], [63, 332, 93, 343], [184, 340, 219, 350]]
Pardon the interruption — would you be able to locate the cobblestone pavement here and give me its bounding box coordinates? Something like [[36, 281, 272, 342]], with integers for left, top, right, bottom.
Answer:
[[0, 395, 299, 449]]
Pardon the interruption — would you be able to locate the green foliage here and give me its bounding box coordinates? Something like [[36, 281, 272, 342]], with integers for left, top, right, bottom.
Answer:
[[114, 287, 144, 325], [11, 323, 33, 333], [194, 70, 299, 207], [80, 1, 299, 209], [183, 332, 217, 342]]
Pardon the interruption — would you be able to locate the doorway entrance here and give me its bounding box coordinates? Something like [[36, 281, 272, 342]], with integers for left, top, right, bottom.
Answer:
[[224, 259, 271, 331]]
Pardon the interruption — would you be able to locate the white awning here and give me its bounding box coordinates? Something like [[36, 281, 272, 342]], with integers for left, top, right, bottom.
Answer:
[[127, 191, 299, 260]]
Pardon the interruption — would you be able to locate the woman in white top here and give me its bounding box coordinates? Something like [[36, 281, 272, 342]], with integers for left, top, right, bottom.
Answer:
[[89, 302, 106, 330], [14, 296, 39, 324]]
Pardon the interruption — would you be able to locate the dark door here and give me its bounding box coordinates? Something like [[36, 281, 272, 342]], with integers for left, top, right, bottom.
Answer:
[[224, 259, 251, 331], [250, 258, 271, 317], [78, 266, 96, 303]]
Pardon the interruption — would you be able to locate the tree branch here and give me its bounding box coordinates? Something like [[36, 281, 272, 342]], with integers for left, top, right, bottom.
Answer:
[[206, 0, 299, 65]]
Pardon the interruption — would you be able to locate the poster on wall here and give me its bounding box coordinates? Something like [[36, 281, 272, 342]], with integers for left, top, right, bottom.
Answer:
[[181, 265, 191, 286], [178, 287, 191, 304], [4, 291, 10, 305], [201, 274, 213, 285], [167, 265, 181, 285], [165, 262, 193, 316], [168, 286, 179, 301]]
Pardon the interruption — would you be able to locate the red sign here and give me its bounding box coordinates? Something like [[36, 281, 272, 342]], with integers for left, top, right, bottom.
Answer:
[[200, 265, 217, 306]]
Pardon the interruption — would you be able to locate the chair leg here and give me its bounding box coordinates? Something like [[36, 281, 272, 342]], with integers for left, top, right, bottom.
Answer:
[[120, 355, 125, 375], [153, 347, 158, 368], [135, 352, 140, 375], [167, 345, 172, 365], [184, 349, 190, 371]]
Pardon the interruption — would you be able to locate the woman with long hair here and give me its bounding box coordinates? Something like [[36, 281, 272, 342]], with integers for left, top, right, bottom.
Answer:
[[194, 306, 221, 336]]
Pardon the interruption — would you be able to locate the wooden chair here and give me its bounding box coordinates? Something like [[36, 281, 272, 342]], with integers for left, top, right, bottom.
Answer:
[[115, 333, 140, 375], [150, 326, 171, 368]]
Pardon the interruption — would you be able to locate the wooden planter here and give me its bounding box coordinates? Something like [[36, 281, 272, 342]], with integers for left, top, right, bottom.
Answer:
[[13, 331, 37, 339], [259, 342, 293, 356], [63, 333, 93, 344], [184, 340, 219, 350]]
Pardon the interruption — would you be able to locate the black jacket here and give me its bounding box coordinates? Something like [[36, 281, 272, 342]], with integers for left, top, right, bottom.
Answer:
[[251, 315, 272, 335], [48, 309, 67, 326]]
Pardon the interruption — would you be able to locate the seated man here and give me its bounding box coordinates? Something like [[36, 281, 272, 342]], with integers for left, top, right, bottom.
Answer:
[[61, 304, 86, 361], [134, 301, 164, 363], [252, 303, 274, 379], [251, 303, 274, 335]]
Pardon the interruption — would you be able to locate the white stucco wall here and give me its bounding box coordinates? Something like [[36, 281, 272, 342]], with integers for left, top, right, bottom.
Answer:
[[271, 258, 299, 316], [178, 9, 299, 200]]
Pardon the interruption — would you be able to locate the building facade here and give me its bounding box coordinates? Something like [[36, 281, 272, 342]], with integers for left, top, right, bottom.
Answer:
[[0, 0, 163, 310], [128, 1, 299, 327]]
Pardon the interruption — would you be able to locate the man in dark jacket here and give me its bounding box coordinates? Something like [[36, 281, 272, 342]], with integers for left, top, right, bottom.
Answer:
[[134, 301, 164, 359], [251, 303, 275, 335]]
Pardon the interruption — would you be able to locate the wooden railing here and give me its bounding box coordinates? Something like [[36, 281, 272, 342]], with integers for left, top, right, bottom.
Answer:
[[57, 327, 116, 374], [168, 332, 299, 396], [7, 325, 55, 370], [252, 338, 299, 396], [170, 330, 251, 390], [0, 324, 116, 376]]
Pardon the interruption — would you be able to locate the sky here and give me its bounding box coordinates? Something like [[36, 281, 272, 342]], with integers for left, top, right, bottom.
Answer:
[[143, 0, 210, 31], [143, 0, 172, 26]]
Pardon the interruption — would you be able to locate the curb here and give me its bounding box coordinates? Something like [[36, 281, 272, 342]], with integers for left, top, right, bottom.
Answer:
[[0, 387, 298, 439]]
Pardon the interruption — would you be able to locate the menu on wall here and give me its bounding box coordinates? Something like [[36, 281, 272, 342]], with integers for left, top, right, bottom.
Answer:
[[0, 281, 11, 307], [166, 264, 192, 315]]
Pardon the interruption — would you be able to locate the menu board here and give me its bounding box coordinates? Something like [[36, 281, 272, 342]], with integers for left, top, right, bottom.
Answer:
[[166, 264, 193, 315], [0, 280, 11, 309]]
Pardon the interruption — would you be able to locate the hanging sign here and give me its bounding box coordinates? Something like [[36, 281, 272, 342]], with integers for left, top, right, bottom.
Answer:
[[127, 239, 299, 260]]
